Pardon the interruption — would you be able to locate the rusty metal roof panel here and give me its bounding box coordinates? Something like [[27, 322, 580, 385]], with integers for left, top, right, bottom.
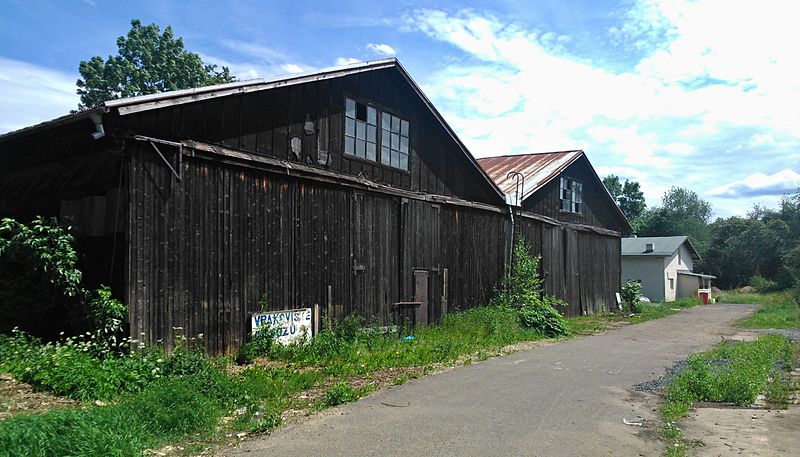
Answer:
[[477, 151, 583, 203]]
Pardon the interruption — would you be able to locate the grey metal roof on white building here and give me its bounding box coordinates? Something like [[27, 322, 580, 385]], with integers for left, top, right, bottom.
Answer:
[[621, 236, 701, 260]]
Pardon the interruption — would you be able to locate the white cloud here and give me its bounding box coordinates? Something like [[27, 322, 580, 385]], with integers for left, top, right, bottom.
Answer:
[[335, 57, 361, 66], [0, 57, 78, 134], [281, 63, 304, 74], [366, 43, 397, 56], [404, 3, 800, 216], [708, 169, 800, 198]]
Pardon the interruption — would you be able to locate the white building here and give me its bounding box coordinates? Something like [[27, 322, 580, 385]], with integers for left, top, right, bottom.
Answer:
[[621, 236, 714, 302]]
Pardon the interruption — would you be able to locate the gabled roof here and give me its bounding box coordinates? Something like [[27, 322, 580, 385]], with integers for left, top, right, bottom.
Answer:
[[0, 58, 505, 203], [477, 151, 582, 204], [477, 150, 632, 232], [621, 236, 701, 260]]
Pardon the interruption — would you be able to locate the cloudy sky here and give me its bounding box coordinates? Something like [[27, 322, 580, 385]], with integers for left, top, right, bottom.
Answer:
[[2, 0, 799, 218]]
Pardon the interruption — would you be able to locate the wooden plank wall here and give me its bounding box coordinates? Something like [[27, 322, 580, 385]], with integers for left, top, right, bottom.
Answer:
[[122, 68, 501, 207], [522, 156, 628, 233], [127, 144, 509, 354], [515, 217, 621, 317]]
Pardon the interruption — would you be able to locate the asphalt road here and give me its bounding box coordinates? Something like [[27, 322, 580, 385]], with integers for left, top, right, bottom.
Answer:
[[224, 304, 757, 457]]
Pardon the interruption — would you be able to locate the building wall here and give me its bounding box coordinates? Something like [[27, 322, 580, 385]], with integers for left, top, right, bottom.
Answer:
[[515, 216, 621, 316], [522, 156, 628, 233], [126, 144, 508, 354], [676, 274, 700, 299], [621, 256, 666, 302], [119, 67, 502, 206]]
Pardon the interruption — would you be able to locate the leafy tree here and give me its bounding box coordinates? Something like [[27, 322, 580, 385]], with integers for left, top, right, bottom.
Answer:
[[602, 175, 622, 200], [660, 187, 713, 224], [77, 19, 235, 109], [618, 180, 646, 227], [639, 187, 712, 257], [603, 175, 646, 229]]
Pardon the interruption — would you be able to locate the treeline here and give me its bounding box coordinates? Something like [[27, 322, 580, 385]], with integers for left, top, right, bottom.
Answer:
[[604, 175, 800, 291]]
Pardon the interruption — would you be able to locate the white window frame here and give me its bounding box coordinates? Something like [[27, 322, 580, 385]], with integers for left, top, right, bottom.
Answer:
[[559, 177, 583, 213]]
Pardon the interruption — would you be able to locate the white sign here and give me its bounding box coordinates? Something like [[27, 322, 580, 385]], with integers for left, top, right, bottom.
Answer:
[[251, 308, 312, 345]]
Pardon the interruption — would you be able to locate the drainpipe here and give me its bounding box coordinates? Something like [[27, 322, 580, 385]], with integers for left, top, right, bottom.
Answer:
[[507, 203, 515, 279]]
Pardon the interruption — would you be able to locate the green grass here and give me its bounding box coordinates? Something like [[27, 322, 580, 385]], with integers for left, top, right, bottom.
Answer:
[[0, 298, 709, 456], [715, 290, 800, 329], [567, 297, 702, 334], [268, 306, 546, 376], [658, 334, 798, 455]]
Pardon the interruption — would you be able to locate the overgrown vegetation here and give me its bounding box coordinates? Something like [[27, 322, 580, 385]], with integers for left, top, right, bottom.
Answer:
[[714, 290, 800, 329], [491, 239, 569, 337], [659, 335, 798, 455], [620, 280, 642, 313]]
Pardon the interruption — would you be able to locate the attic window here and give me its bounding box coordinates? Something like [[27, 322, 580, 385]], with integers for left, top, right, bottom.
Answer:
[[344, 97, 410, 171], [380, 112, 409, 170], [344, 98, 377, 161], [559, 177, 582, 213]]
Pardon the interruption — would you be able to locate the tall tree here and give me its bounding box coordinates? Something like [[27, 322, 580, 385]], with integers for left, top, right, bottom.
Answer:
[[602, 175, 622, 200], [639, 187, 712, 258], [618, 180, 646, 224], [76, 19, 235, 109], [603, 175, 646, 229]]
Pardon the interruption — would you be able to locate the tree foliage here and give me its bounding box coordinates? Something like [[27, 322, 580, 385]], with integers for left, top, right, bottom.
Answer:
[[77, 19, 235, 109], [603, 175, 647, 230], [639, 187, 712, 259], [705, 191, 800, 290], [492, 238, 569, 337]]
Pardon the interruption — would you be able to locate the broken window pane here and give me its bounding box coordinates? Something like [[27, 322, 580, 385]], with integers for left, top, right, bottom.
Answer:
[[356, 102, 367, 121]]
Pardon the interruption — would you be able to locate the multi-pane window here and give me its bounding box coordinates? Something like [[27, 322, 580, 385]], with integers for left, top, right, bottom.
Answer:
[[344, 98, 377, 161], [559, 177, 583, 213], [380, 112, 409, 170], [344, 97, 409, 171]]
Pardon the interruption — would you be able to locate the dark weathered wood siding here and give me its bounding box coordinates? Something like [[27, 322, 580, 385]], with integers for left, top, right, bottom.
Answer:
[[126, 142, 508, 353], [121, 68, 501, 206], [522, 156, 627, 233], [515, 215, 621, 316]]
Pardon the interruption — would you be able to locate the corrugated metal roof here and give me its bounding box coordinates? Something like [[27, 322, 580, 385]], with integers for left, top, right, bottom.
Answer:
[[477, 151, 583, 204], [621, 236, 701, 260]]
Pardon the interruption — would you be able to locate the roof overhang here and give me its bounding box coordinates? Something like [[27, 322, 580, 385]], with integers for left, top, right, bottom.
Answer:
[[677, 270, 716, 279]]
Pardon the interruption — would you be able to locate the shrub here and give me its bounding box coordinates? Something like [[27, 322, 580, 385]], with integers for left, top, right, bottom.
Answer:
[[749, 275, 778, 292], [323, 381, 359, 407], [621, 280, 642, 313], [491, 238, 569, 337]]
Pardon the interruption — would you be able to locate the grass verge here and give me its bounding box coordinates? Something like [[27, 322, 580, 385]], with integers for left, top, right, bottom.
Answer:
[[658, 334, 798, 456], [567, 297, 702, 335], [714, 290, 800, 329], [0, 306, 547, 456]]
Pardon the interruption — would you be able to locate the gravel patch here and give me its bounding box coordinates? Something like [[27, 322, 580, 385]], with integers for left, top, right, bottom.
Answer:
[[747, 328, 800, 341], [633, 359, 733, 392]]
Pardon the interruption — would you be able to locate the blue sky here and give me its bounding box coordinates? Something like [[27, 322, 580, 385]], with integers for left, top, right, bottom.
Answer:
[[2, 0, 799, 218]]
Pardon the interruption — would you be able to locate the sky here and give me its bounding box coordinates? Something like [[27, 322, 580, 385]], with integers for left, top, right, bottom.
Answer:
[[1, 0, 799, 218]]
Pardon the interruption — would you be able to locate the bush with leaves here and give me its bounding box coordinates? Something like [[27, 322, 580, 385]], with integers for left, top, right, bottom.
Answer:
[[0, 217, 86, 338], [491, 238, 569, 337], [621, 280, 642, 313]]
